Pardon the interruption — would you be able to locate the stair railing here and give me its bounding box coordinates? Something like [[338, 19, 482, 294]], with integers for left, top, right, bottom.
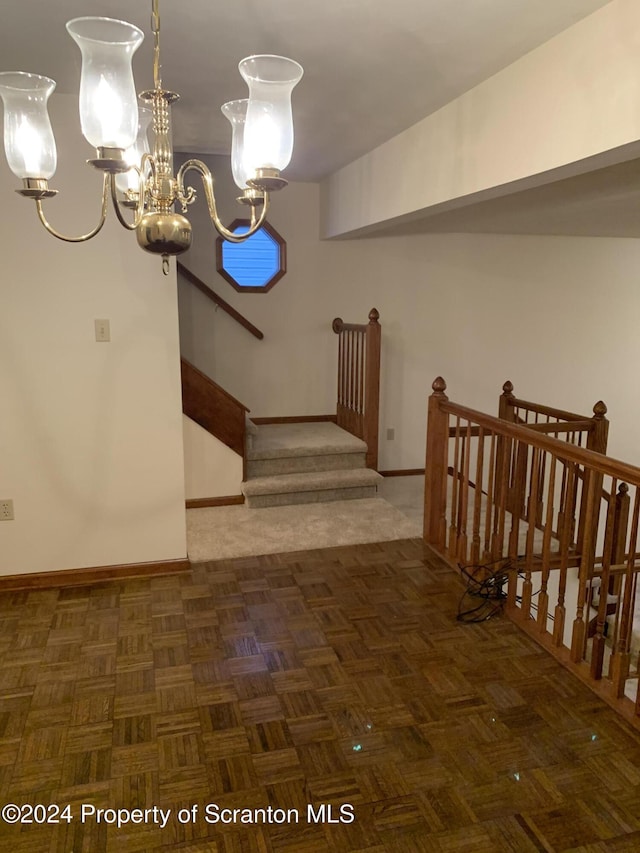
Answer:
[[424, 377, 640, 728], [332, 308, 381, 469], [498, 380, 608, 453], [497, 380, 609, 545], [177, 262, 264, 340], [181, 358, 250, 478]]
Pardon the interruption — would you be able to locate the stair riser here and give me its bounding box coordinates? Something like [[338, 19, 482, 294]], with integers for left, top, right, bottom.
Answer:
[[247, 452, 366, 478], [245, 485, 378, 508]]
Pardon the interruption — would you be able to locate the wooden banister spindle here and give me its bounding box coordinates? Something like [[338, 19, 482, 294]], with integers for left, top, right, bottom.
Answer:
[[482, 433, 496, 562], [457, 422, 472, 563], [538, 454, 557, 634], [507, 439, 528, 558], [342, 331, 348, 412], [424, 377, 449, 550], [358, 331, 364, 415], [611, 483, 631, 566], [492, 435, 512, 562], [611, 486, 638, 697], [608, 482, 630, 674], [449, 418, 461, 559], [554, 463, 577, 647], [520, 447, 542, 621], [471, 427, 485, 567], [571, 466, 599, 663], [349, 330, 355, 412], [591, 477, 618, 680], [364, 308, 381, 469], [336, 327, 343, 408]]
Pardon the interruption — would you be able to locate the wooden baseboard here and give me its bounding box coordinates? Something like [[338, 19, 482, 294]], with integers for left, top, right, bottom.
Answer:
[[0, 557, 190, 591], [186, 495, 244, 509], [250, 415, 337, 424], [379, 468, 425, 477]]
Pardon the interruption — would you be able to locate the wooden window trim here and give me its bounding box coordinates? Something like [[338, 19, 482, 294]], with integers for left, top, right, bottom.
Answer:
[[216, 218, 287, 293]]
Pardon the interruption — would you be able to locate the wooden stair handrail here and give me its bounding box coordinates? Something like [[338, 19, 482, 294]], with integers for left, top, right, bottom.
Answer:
[[181, 358, 249, 470], [499, 380, 609, 454], [440, 401, 631, 479], [177, 262, 264, 340], [332, 308, 381, 469]]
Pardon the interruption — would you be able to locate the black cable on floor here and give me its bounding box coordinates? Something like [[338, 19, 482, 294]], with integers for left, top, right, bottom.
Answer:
[[456, 557, 518, 623]]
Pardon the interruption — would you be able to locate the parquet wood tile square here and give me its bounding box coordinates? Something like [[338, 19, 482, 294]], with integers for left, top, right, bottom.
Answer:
[[251, 747, 304, 786], [4, 537, 640, 851]]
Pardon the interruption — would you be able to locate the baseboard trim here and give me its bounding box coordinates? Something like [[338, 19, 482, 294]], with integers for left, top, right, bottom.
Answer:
[[251, 415, 337, 424], [379, 468, 425, 477], [186, 495, 245, 509], [0, 558, 191, 591]]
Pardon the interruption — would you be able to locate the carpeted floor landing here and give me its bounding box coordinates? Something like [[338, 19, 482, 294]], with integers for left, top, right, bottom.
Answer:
[[186, 496, 421, 562]]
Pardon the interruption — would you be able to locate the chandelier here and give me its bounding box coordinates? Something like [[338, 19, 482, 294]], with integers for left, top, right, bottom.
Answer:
[[0, 0, 303, 274]]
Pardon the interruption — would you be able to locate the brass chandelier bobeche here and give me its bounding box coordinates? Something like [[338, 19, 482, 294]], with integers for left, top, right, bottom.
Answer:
[[0, 0, 303, 274]]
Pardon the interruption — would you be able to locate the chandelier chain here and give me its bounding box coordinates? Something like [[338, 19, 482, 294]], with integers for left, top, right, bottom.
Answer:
[[152, 0, 162, 91]]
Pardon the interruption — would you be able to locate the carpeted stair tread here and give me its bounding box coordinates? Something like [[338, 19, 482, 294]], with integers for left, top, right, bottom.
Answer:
[[247, 451, 366, 478], [247, 422, 366, 460], [242, 467, 382, 497]]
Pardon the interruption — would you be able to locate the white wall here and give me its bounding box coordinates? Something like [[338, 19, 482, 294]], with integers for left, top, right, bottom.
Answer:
[[176, 153, 640, 475], [182, 416, 243, 499], [176, 155, 337, 420], [0, 95, 187, 576], [322, 0, 640, 237]]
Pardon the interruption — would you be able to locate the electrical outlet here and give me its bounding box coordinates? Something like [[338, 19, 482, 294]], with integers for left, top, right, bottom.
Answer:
[[0, 499, 14, 521], [386, 428, 395, 441], [95, 319, 111, 342]]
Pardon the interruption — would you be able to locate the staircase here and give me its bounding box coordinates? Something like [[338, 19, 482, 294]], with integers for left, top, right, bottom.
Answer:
[[242, 422, 382, 508]]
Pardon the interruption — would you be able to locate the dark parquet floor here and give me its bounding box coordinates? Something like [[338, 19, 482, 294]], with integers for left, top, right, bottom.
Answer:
[[2, 538, 640, 852]]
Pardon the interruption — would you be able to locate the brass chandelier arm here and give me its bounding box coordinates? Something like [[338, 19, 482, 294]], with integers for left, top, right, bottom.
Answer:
[[176, 159, 270, 242], [34, 173, 110, 242], [109, 166, 147, 231], [110, 174, 137, 231]]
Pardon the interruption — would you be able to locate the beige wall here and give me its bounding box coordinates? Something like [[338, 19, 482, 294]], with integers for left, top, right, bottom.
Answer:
[[176, 156, 337, 421], [177, 153, 640, 476], [0, 95, 187, 576], [322, 0, 640, 237], [182, 416, 243, 499]]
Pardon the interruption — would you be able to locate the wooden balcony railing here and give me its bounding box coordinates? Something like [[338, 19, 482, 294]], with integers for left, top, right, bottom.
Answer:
[[332, 309, 381, 469], [495, 380, 609, 547], [499, 379, 609, 453], [424, 377, 640, 728]]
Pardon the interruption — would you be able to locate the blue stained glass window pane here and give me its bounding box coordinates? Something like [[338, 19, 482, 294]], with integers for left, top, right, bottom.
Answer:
[[221, 225, 280, 288]]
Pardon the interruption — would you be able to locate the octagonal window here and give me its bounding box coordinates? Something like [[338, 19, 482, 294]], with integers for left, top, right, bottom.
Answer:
[[216, 219, 287, 293]]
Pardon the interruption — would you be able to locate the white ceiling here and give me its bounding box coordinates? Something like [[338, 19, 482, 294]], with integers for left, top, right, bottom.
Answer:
[[0, 0, 613, 183]]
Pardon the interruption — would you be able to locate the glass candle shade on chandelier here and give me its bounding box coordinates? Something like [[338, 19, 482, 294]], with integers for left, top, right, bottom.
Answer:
[[0, 1, 303, 274]]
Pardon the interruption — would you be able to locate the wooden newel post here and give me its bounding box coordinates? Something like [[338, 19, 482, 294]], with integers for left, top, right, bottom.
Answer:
[[587, 400, 609, 455], [499, 380, 516, 422], [575, 402, 608, 554], [364, 308, 381, 470], [424, 377, 449, 550], [610, 483, 631, 695], [496, 381, 515, 510]]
